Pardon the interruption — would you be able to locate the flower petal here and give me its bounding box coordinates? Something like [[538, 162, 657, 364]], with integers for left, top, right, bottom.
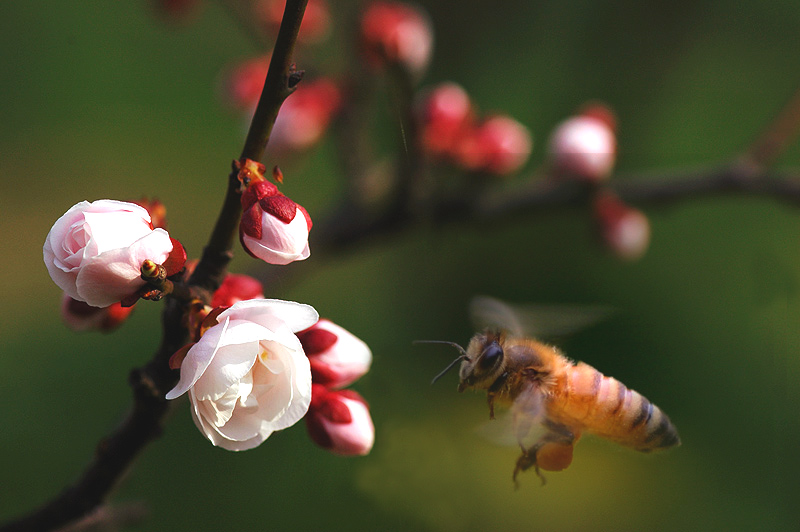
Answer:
[[166, 317, 230, 400]]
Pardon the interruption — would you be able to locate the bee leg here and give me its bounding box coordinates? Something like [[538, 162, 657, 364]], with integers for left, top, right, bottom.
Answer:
[[487, 393, 496, 420], [513, 448, 546, 487]]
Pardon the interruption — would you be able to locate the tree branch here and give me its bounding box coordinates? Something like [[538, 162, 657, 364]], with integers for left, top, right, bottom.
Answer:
[[0, 2, 310, 531]]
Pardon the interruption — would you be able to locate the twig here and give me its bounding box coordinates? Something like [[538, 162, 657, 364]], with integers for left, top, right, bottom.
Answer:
[[0, 2, 310, 531]]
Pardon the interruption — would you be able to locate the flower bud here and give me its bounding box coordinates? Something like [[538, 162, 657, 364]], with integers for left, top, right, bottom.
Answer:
[[61, 294, 135, 333], [238, 165, 312, 265], [455, 115, 532, 176], [593, 191, 650, 261], [548, 105, 617, 182], [416, 82, 473, 158], [43, 200, 177, 307], [257, 0, 331, 43], [298, 319, 372, 389], [269, 78, 342, 153], [211, 273, 265, 308], [305, 384, 375, 456], [220, 55, 270, 111], [360, 1, 433, 77]]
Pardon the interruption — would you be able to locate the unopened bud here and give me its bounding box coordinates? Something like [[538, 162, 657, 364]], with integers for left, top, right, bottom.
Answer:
[[298, 319, 372, 389], [456, 115, 532, 176], [593, 191, 650, 261], [416, 82, 473, 158], [305, 384, 375, 456], [360, 1, 433, 77], [61, 295, 135, 333], [548, 104, 617, 182]]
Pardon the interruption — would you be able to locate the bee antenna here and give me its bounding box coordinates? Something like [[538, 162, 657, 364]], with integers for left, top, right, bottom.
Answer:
[[430, 354, 468, 385], [413, 340, 469, 385]]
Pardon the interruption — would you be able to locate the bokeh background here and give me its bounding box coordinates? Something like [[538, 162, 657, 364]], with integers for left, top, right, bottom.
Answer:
[[2, 1, 800, 530]]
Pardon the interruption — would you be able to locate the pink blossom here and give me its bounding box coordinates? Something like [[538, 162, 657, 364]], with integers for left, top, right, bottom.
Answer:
[[548, 106, 617, 182], [593, 191, 650, 261], [269, 79, 342, 153], [361, 1, 433, 77], [60, 294, 135, 333], [306, 384, 375, 456], [456, 115, 532, 176], [211, 273, 265, 308], [166, 299, 319, 451], [298, 319, 372, 389], [43, 200, 174, 307], [239, 180, 312, 265], [417, 82, 474, 158]]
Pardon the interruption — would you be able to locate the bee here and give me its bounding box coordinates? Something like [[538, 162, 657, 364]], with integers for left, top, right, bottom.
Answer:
[[424, 296, 680, 484]]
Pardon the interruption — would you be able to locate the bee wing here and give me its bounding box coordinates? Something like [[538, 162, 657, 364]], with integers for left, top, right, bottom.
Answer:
[[475, 381, 549, 449], [470, 295, 614, 339]]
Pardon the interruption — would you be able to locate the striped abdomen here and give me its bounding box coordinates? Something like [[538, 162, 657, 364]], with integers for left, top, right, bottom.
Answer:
[[549, 362, 680, 451]]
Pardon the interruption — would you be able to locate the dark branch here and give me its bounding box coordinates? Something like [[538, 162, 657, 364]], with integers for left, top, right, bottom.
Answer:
[[0, 2, 310, 531]]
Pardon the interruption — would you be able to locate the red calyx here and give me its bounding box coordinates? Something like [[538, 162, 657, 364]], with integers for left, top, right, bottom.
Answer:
[[298, 327, 338, 355], [259, 195, 297, 224]]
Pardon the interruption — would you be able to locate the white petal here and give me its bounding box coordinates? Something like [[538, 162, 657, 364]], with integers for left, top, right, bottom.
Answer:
[[165, 317, 230, 400], [219, 299, 318, 333]]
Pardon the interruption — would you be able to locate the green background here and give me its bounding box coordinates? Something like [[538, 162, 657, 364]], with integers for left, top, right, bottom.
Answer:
[[2, 1, 799, 530]]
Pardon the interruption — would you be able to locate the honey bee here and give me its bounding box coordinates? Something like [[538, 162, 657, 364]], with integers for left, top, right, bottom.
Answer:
[[424, 296, 680, 484]]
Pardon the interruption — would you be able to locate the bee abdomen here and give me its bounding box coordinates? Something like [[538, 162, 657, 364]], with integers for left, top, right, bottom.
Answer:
[[561, 363, 680, 451]]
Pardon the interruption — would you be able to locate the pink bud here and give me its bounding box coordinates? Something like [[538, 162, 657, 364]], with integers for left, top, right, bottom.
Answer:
[[455, 115, 532, 176], [239, 182, 311, 265], [360, 1, 433, 77], [269, 78, 342, 152], [210, 274, 265, 308], [298, 319, 372, 389], [306, 384, 375, 456], [548, 106, 617, 182], [221, 55, 270, 111], [593, 191, 650, 261], [417, 82, 473, 158], [257, 0, 331, 43], [61, 294, 135, 333]]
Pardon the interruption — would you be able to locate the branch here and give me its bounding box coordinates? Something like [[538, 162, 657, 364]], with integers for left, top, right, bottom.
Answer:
[[0, 2, 310, 531]]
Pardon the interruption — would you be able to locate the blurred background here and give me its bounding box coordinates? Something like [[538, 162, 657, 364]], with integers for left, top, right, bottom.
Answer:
[[2, 0, 800, 530]]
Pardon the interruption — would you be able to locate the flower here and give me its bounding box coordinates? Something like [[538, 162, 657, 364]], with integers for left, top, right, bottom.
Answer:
[[210, 273, 265, 308], [60, 294, 135, 333], [416, 82, 474, 158], [258, 0, 331, 44], [268, 78, 342, 153], [360, 1, 433, 77], [593, 191, 650, 261], [548, 104, 617, 182], [239, 176, 312, 266], [298, 319, 372, 389], [305, 384, 375, 456], [166, 299, 319, 451], [455, 115, 533, 176], [43, 200, 174, 307]]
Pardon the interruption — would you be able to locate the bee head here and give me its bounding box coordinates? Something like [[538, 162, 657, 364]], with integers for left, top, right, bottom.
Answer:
[[458, 330, 506, 391]]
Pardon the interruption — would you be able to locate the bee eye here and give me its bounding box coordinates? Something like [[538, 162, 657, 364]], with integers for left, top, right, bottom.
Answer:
[[478, 341, 503, 370]]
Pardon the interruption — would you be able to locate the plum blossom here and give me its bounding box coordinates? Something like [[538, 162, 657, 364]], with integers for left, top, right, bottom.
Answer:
[[305, 384, 375, 456], [298, 319, 372, 390], [240, 179, 312, 266], [166, 299, 319, 451], [43, 200, 174, 308]]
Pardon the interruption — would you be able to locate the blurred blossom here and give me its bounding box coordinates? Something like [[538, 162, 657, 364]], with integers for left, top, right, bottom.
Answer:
[[361, 1, 433, 77], [240, 179, 312, 265], [548, 104, 617, 182], [257, 0, 331, 43], [132, 198, 168, 229], [298, 319, 372, 389], [166, 299, 319, 451], [211, 273, 265, 308], [417, 82, 474, 158], [455, 115, 533, 176], [269, 78, 342, 153], [593, 191, 650, 261], [61, 295, 135, 333], [43, 200, 175, 308], [306, 384, 375, 456], [220, 55, 270, 111]]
